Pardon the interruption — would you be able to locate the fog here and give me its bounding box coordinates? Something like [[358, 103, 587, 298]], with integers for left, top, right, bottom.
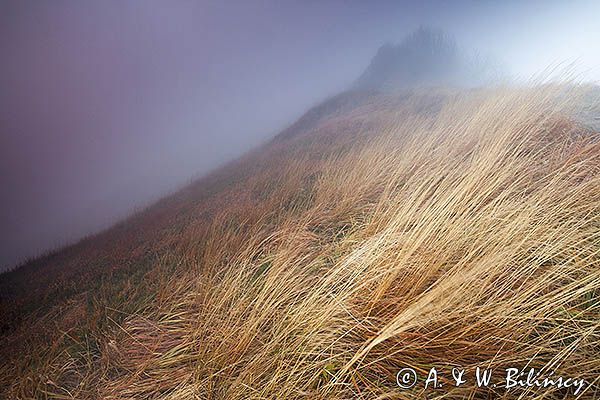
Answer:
[[1, 0, 599, 271]]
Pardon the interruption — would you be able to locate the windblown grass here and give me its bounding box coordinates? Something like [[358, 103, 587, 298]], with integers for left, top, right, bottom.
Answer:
[[1, 85, 599, 399]]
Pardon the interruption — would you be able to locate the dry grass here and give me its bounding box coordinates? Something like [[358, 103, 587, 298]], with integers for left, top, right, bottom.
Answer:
[[1, 84, 600, 399]]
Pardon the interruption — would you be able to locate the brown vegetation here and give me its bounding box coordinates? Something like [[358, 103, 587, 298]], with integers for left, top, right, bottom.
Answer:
[[1, 85, 599, 399]]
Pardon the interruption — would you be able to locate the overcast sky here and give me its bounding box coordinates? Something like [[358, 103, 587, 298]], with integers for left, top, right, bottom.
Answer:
[[1, 0, 599, 271]]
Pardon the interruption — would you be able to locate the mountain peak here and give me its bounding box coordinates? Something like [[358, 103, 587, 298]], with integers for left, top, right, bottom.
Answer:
[[356, 27, 485, 90]]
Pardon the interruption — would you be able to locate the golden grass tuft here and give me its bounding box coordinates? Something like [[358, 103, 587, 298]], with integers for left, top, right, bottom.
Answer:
[[2, 84, 600, 399]]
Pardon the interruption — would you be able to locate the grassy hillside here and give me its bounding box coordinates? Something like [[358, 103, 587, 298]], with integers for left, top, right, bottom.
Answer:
[[1, 85, 600, 399]]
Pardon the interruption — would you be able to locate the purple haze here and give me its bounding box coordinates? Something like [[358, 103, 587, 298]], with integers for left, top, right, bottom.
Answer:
[[1, 0, 599, 271]]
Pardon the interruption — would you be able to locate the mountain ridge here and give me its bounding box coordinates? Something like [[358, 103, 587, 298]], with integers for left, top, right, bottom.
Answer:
[[2, 84, 600, 398], [2, 27, 600, 397]]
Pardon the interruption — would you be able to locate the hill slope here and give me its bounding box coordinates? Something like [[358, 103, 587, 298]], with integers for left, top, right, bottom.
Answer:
[[1, 85, 600, 399]]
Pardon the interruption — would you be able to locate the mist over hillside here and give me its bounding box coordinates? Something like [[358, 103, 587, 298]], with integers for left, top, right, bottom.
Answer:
[[356, 28, 504, 90], [1, 2, 600, 398], [2, 1, 599, 273]]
